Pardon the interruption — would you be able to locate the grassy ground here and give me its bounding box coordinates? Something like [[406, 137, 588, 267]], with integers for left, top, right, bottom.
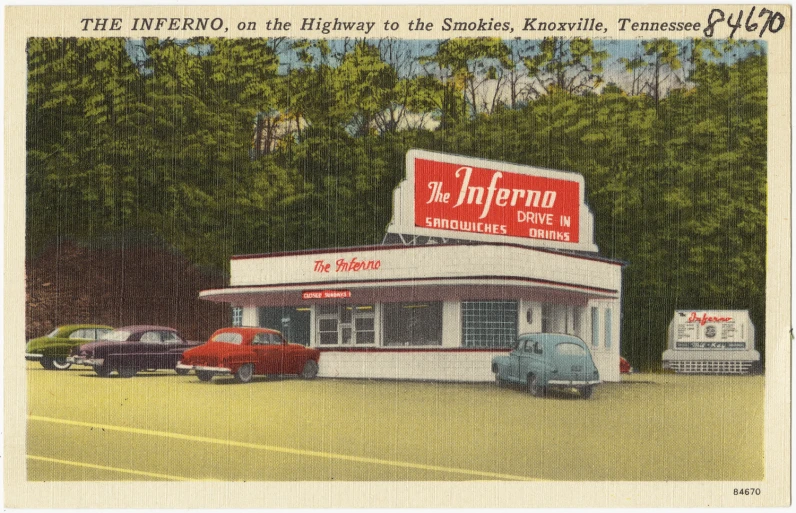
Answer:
[[26, 363, 764, 481]]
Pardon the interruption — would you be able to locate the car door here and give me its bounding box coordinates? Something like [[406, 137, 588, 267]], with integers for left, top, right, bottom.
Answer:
[[66, 329, 94, 355], [160, 331, 186, 369], [519, 340, 544, 382], [281, 337, 308, 374], [137, 330, 164, 368], [515, 340, 534, 381], [507, 338, 523, 382], [251, 333, 284, 375]]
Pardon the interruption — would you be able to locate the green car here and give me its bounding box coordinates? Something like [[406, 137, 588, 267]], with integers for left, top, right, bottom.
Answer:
[[492, 333, 601, 399], [25, 324, 114, 370]]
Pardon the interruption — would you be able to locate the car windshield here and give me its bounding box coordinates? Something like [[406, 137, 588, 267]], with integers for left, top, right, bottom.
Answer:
[[556, 342, 586, 356], [46, 328, 60, 337], [211, 332, 243, 344], [104, 330, 131, 342]]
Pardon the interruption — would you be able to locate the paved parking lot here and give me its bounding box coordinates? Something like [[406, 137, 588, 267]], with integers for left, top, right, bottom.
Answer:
[[26, 363, 764, 481]]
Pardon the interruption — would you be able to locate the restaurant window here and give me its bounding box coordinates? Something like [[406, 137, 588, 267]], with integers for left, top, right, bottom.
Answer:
[[259, 306, 311, 346], [541, 304, 553, 332], [231, 307, 243, 327], [383, 302, 442, 346], [604, 308, 612, 349], [591, 307, 600, 347], [573, 307, 583, 337], [461, 301, 518, 348], [315, 305, 375, 345]]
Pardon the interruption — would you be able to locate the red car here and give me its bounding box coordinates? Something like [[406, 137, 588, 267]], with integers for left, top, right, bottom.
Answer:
[[177, 327, 320, 383], [620, 356, 633, 374]]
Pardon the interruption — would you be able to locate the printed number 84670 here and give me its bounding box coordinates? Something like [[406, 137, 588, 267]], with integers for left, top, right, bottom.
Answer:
[[734, 488, 761, 496]]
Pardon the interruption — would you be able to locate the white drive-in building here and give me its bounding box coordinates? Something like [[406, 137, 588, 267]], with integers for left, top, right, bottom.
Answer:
[[200, 150, 625, 382]]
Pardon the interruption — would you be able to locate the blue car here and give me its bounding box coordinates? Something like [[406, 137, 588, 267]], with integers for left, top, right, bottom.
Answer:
[[492, 333, 600, 399]]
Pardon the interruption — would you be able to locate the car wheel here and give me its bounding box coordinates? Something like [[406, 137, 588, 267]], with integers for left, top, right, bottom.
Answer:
[[234, 363, 254, 383], [196, 371, 214, 382], [40, 357, 56, 370], [118, 366, 138, 378], [581, 385, 594, 399], [94, 364, 112, 377], [300, 360, 319, 380], [527, 374, 545, 397], [175, 367, 190, 376], [51, 358, 72, 370]]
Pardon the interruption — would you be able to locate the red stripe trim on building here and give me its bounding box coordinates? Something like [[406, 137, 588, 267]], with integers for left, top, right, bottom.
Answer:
[[230, 242, 626, 267], [208, 275, 619, 296]]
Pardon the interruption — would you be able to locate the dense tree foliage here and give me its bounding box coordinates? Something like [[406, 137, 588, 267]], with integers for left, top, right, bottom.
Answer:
[[26, 37, 767, 368]]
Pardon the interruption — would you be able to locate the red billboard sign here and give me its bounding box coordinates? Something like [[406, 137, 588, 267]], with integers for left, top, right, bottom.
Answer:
[[413, 158, 580, 243]]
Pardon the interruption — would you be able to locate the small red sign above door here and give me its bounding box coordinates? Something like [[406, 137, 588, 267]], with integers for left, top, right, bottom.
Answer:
[[302, 290, 352, 300]]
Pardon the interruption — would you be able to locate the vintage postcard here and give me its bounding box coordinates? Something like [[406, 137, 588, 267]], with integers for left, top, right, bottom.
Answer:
[[4, 4, 791, 508]]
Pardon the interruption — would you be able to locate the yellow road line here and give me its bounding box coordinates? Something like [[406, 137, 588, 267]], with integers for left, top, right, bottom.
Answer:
[[29, 415, 536, 481], [26, 454, 209, 481]]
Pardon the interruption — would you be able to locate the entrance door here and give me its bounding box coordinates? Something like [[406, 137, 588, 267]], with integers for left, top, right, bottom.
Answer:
[[315, 305, 375, 346], [258, 307, 311, 346]]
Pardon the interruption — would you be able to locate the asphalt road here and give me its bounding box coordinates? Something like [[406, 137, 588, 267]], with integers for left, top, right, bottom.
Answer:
[[26, 362, 764, 482]]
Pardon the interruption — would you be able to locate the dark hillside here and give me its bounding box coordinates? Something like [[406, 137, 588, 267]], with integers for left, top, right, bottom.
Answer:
[[25, 241, 229, 341]]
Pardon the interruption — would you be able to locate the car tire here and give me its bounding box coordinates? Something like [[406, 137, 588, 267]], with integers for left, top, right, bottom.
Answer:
[[581, 386, 594, 399], [527, 374, 545, 397], [300, 360, 319, 380], [197, 371, 214, 382], [40, 357, 56, 370], [175, 367, 190, 376], [51, 358, 72, 370], [118, 366, 138, 378], [234, 363, 254, 383], [94, 364, 112, 377]]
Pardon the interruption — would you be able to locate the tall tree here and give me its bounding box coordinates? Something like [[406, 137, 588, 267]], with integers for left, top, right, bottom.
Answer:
[[334, 41, 399, 136], [641, 38, 683, 111], [422, 38, 512, 121], [524, 37, 608, 95], [619, 42, 648, 96]]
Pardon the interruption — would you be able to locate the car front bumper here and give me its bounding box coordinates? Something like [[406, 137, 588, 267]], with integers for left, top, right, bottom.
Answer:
[[25, 353, 43, 361], [547, 379, 600, 386], [66, 356, 104, 367], [175, 363, 231, 375]]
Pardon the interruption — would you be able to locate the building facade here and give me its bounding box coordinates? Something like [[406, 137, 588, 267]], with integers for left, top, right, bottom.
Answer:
[[200, 150, 625, 382]]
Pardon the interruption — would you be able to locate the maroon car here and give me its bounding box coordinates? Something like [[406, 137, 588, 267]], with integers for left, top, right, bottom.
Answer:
[[67, 325, 200, 378], [177, 327, 320, 383]]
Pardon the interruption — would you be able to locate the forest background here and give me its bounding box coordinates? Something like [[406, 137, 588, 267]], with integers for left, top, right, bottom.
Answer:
[[25, 36, 767, 369]]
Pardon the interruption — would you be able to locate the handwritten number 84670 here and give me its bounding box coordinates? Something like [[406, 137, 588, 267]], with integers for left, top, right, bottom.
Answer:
[[705, 7, 786, 38]]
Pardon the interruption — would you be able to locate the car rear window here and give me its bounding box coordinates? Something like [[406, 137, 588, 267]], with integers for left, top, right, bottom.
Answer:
[[556, 343, 586, 356], [105, 330, 131, 342], [140, 331, 163, 343], [211, 332, 243, 344]]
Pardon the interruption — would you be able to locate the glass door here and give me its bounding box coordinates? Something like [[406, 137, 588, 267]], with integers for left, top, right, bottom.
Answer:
[[315, 305, 375, 346]]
